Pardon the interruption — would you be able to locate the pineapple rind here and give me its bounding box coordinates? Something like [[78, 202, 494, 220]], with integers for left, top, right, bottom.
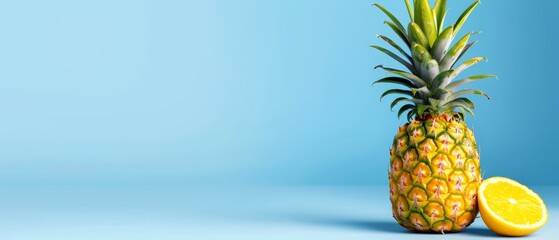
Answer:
[[389, 114, 480, 232]]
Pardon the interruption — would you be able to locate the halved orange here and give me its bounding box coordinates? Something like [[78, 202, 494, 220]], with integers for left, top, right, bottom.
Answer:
[[478, 177, 548, 236]]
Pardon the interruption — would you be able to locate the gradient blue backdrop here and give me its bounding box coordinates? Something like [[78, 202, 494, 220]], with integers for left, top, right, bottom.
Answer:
[[1, 0, 558, 186]]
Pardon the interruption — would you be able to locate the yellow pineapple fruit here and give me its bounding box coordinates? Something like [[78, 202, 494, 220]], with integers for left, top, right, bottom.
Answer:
[[372, 0, 495, 233]]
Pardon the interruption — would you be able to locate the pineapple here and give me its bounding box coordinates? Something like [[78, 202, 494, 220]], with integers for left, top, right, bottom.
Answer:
[[372, 0, 495, 233]]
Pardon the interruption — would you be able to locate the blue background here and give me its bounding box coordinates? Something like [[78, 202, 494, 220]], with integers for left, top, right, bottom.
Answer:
[[1, 0, 558, 187]]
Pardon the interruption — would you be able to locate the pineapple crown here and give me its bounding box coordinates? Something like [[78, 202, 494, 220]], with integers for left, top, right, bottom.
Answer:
[[372, 0, 496, 121]]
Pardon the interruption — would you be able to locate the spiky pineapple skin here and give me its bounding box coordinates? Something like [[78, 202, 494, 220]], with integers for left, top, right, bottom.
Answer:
[[388, 114, 481, 233]]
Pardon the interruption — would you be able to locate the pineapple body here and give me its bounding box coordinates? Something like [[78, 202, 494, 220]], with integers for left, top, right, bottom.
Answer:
[[371, 0, 493, 233], [389, 113, 481, 233]]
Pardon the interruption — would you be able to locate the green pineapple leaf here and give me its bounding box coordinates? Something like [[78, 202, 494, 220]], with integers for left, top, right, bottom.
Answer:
[[445, 74, 497, 90], [411, 43, 438, 82], [406, 109, 415, 121], [428, 97, 441, 107], [411, 43, 432, 63], [373, 76, 416, 89], [377, 34, 413, 61], [432, 87, 450, 99], [390, 97, 421, 111], [374, 4, 407, 37], [411, 86, 430, 98], [454, 41, 478, 67], [414, 0, 437, 46], [404, 0, 414, 21], [431, 26, 454, 61], [397, 104, 415, 119], [421, 59, 440, 82], [384, 21, 411, 47], [444, 98, 476, 116], [380, 89, 414, 101], [390, 97, 410, 111], [432, 0, 447, 33], [371, 45, 416, 74], [408, 22, 430, 50], [445, 97, 475, 109], [375, 65, 427, 87], [440, 32, 472, 71], [453, 0, 480, 38], [458, 106, 475, 117], [450, 57, 487, 79], [416, 104, 428, 116], [430, 69, 454, 91], [442, 89, 489, 105]]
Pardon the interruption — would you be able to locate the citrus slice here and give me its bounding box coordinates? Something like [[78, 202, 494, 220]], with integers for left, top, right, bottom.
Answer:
[[478, 176, 548, 236]]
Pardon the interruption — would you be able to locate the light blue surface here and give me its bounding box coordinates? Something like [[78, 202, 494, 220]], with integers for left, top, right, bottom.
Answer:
[[0, 185, 556, 239]]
